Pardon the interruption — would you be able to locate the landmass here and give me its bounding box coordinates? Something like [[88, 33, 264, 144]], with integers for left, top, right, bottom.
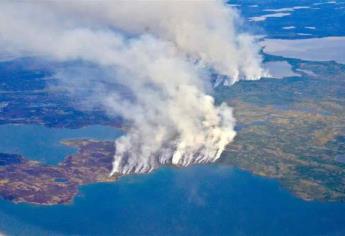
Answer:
[[219, 59, 345, 201], [0, 140, 118, 205], [222, 100, 345, 201], [0, 57, 344, 204], [0, 58, 122, 129]]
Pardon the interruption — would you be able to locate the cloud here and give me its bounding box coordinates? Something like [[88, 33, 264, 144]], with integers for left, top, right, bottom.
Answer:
[[0, 0, 266, 175]]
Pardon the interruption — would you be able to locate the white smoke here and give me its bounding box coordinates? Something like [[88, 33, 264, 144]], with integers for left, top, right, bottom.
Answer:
[[0, 1, 267, 175]]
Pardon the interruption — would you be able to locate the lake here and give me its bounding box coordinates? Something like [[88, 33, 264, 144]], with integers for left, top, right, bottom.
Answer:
[[0, 124, 345, 235], [0, 124, 123, 164]]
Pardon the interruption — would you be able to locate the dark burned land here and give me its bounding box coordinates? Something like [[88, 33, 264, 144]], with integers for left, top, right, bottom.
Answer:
[[0, 140, 117, 205], [0, 58, 345, 204]]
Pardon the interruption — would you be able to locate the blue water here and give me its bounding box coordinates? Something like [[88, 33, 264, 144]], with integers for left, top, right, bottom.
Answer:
[[0, 124, 123, 164], [0, 165, 345, 236], [0, 124, 345, 235]]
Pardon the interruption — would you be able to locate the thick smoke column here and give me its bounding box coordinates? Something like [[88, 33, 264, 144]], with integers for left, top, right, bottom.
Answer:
[[0, 1, 266, 175], [46, 1, 266, 84]]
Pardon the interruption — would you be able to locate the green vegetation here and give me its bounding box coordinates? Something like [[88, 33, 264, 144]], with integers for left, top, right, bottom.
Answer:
[[218, 60, 345, 201], [0, 59, 344, 204]]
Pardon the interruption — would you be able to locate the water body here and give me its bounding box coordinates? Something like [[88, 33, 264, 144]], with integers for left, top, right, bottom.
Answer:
[[261, 37, 345, 64], [0, 124, 123, 164], [336, 155, 345, 163], [264, 61, 300, 79], [0, 124, 345, 235], [0, 165, 345, 235]]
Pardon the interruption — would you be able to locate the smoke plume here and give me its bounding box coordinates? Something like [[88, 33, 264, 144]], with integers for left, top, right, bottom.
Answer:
[[0, 1, 266, 175]]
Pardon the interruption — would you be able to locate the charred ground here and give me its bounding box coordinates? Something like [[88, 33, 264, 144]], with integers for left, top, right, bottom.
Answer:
[[0, 58, 344, 204]]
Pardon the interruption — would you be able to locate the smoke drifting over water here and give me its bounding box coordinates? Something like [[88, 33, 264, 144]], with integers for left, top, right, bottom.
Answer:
[[0, 1, 266, 175]]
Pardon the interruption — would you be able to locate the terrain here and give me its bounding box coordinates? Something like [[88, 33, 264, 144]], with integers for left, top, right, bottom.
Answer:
[[0, 56, 344, 204], [219, 59, 345, 201], [0, 140, 117, 205]]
